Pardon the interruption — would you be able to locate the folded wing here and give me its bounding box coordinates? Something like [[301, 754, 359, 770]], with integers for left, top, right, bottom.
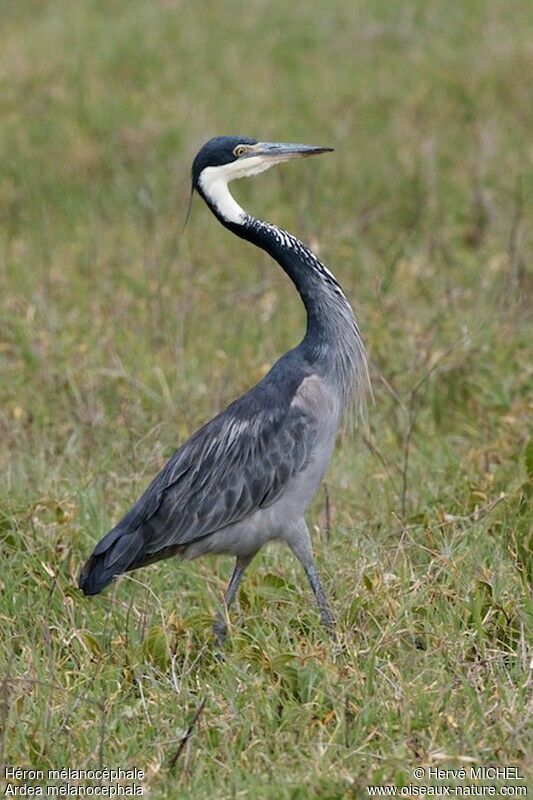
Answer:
[[80, 373, 321, 594]]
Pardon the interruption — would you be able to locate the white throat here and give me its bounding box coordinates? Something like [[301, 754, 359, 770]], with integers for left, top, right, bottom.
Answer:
[[198, 165, 245, 225], [198, 156, 276, 225]]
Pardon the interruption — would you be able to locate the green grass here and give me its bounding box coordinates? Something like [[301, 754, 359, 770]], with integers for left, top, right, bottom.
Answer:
[[0, 1, 532, 797]]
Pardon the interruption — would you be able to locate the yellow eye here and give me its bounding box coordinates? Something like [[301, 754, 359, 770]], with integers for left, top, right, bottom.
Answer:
[[234, 145, 248, 157]]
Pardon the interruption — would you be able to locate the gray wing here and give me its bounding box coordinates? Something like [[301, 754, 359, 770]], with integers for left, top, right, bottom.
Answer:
[[139, 399, 318, 554], [81, 365, 329, 594]]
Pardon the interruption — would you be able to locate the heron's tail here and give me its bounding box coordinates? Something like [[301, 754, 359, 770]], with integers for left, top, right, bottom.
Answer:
[[79, 523, 145, 596]]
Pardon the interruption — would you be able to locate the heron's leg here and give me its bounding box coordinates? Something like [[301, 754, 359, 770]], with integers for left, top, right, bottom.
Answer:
[[285, 519, 336, 634], [213, 554, 253, 647]]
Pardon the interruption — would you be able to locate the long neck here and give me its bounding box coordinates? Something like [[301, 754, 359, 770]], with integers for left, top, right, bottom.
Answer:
[[237, 216, 354, 343], [199, 180, 369, 417]]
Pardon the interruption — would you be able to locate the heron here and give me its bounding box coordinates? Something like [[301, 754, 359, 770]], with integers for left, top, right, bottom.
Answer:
[[79, 136, 368, 644]]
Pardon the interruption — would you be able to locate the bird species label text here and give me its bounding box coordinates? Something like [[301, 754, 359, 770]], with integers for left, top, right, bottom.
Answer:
[[2, 767, 144, 796]]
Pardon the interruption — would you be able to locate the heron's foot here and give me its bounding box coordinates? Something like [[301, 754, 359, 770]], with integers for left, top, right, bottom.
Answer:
[[213, 614, 228, 650], [321, 611, 338, 643]]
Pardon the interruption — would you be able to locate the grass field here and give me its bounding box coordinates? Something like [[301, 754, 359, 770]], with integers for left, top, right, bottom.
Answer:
[[0, 1, 532, 797]]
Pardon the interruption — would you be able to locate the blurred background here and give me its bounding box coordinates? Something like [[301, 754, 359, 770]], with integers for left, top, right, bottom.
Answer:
[[0, 1, 531, 797]]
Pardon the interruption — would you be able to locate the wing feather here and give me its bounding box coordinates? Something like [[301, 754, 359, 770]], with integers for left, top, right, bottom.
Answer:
[[133, 396, 318, 555]]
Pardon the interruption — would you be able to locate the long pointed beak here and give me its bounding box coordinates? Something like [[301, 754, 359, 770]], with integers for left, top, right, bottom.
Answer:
[[250, 142, 334, 161]]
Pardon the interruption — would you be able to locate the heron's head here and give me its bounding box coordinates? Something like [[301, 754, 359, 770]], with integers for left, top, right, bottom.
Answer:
[[191, 136, 333, 224]]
